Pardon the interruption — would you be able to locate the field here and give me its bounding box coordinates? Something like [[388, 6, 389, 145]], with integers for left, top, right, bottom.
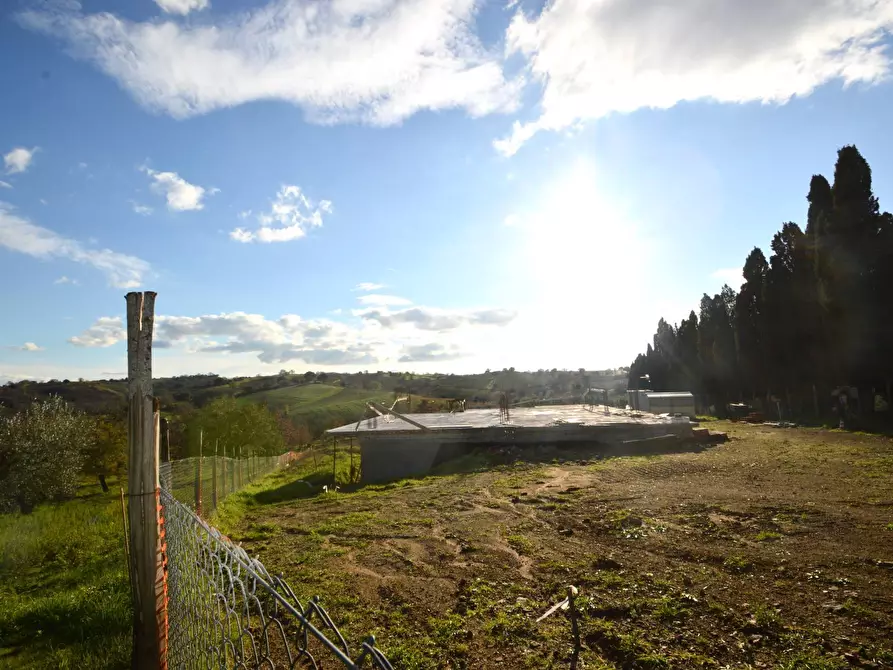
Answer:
[[219, 422, 893, 669], [244, 383, 445, 435], [2, 423, 892, 668], [0, 478, 131, 669]]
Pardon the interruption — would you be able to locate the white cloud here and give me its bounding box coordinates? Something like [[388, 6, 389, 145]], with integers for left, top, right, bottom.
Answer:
[[142, 167, 211, 211], [0, 181, 11, 189], [54, 275, 79, 285], [354, 282, 385, 292], [357, 306, 517, 331], [356, 294, 412, 307], [0, 202, 150, 288], [132, 202, 153, 216], [5, 342, 45, 352], [496, 0, 893, 154], [20, 0, 521, 125], [230, 185, 331, 243], [712, 267, 744, 288], [229, 228, 255, 243], [69, 316, 126, 347], [154, 0, 209, 16], [70, 303, 516, 368], [136, 311, 377, 364], [398, 343, 465, 362], [503, 213, 520, 227], [4, 147, 38, 174]]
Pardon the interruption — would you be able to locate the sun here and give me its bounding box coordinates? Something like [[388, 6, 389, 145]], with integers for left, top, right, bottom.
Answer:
[[523, 159, 641, 284]]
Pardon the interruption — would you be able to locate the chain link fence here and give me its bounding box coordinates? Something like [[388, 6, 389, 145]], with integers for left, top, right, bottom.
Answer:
[[160, 453, 298, 517], [158, 454, 393, 668]]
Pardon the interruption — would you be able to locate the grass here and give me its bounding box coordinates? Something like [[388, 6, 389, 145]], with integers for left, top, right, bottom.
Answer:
[[722, 554, 754, 573], [756, 530, 783, 541], [506, 534, 535, 555], [0, 478, 131, 669]]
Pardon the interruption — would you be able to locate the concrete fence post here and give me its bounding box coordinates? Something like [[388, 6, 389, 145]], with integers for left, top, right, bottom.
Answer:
[[125, 291, 167, 669]]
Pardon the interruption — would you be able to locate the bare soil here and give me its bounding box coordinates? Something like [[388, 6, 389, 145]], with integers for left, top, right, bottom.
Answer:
[[233, 423, 893, 669]]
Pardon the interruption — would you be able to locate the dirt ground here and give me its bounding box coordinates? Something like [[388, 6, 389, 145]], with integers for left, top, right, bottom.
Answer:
[[233, 422, 893, 669]]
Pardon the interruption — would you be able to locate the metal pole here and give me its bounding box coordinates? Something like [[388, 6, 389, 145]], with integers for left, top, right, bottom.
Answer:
[[332, 436, 337, 486], [125, 291, 166, 669]]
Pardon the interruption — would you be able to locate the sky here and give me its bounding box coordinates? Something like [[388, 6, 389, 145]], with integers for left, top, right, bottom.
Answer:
[[2, 0, 893, 382]]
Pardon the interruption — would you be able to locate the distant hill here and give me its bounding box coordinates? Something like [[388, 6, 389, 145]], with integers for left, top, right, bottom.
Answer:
[[243, 384, 400, 435], [0, 368, 629, 436]]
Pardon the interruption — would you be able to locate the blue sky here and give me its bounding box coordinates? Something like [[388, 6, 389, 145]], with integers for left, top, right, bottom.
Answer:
[[2, 0, 893, 381]]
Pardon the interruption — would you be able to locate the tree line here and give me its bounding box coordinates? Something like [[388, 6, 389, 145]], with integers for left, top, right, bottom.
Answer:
[[0, 395, 298, 514], [628, 145, 893, 419]]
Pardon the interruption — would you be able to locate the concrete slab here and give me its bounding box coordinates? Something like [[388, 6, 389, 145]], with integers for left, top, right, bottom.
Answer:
[[327, 404, 681, 435], [326, 405, 693, 484]]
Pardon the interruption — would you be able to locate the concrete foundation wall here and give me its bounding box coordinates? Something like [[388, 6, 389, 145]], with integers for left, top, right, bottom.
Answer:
[[360, 437, 447, 483], [358, 420, 694, 484]]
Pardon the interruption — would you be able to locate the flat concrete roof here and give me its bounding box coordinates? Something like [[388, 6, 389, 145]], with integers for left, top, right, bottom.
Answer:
[[327, 404, 684, 435]]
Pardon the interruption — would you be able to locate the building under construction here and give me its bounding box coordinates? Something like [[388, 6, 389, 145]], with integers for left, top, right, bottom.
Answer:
[[327, 402, 694, 483]]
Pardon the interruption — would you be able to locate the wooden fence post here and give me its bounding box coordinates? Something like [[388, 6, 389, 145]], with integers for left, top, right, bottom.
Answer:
[[126, 291, 167, 669], [195, 430, 203, 517], [211, 440, 218, 512], [221, 442, 226, 499]]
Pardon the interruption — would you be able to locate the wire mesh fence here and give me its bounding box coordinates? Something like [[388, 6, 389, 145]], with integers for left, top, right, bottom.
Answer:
[[158, 451, 393, 668], [160, 487, 393, 669], [160, 453, 298, 517]]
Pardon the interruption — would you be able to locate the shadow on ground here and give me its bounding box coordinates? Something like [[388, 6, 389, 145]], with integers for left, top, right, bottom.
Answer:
[[253, 437, 719, 506]]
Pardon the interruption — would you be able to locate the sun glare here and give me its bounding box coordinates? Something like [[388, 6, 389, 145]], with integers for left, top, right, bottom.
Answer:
[[477, 159, 659, 370], [525, 159, 642, 286]]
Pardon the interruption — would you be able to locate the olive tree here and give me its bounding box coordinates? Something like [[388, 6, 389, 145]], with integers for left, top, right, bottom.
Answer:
[[0, 395, 92, 513]]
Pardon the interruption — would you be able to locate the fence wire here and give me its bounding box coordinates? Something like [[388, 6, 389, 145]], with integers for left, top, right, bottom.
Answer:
[[160, 454, 295, 517], [159, 458, 393, 669]]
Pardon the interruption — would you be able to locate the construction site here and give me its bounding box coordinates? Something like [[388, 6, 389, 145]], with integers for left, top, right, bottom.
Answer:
[[327, 397, 699, 482]]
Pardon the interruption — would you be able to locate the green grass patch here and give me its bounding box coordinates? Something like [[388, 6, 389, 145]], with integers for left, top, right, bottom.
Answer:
[[723, 554, 754, 573], [506, 534, 534, 555], [652, 596, 690, 621], [0, 479, 131, 668], [777, 652, 847, 669], [314, 511, 378, 535], [756, 530, 783, 541]]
